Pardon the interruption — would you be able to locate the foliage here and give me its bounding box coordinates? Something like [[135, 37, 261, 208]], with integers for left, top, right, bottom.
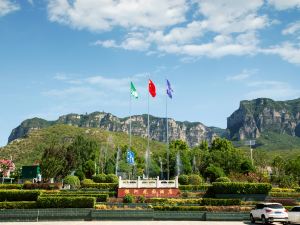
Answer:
[[211, 182, 272, 194], [215, 177, 231, 182], [82, 160, 96, 179], [42, 192, 109, 202], [93, 174, 107, 183], [136, 195, 145, 203], [23, 183, 62, 190], [153, 205, 248, 211], [147, 198, 240, 206], [123, 194, 134, 203], [0, 159, 15, 177], [37, 196, 95, 208], [0, 190, 41, 201], [204, 164, 225, 182], [178, 175, 189, 185], [81, 179, 94, 185], [0, 184, 23, 189], [106, 174, 118, 183], [240, 160, 255, 174], [64, 175, 80, 189], [179, 185, 211, 191], [80, 182, 118, 190], [0, 201, 37, 209], [188, 174, 203, 185], [228, 171, 269, 183]]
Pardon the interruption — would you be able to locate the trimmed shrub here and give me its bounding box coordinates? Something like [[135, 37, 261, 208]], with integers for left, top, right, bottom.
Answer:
[[179, 185, 211, 191], [81, 179, 94, 185], [205, 164, 225, 182], [272, 188, 296, 193], [188, 174, 203, 185], [268, 197, 297, 206], [201, 198, 241, 206], [215, 177, 231, 183], [0, 201, 37, 209], [0, 184, 23, 189], [64, 175, 80, 189], [0, 190, 41, 201], [211, 182, 272, 194], [153, 205, 248, 212], [106, 174, 118, 183], [93, 174, 107, 183], [42, 192, 108, 202], [123, 194, 134, 203], [81, 183, 118, 191], [136, 195, 146, 203], [178, 175, 189, 185], [37, 196, 95, 208], [269, 192, 300, 198], [23, 183, 61, 190]]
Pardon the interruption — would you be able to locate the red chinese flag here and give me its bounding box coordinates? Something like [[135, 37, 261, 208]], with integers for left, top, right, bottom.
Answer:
[[148, 79, 156, 97]]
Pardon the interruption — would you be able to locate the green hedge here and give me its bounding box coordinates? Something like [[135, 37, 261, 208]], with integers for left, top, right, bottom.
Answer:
[[147, 198, 240, 206], [0, 190, 41, 201], [272, 188, 296, 193], [42, 193, 108, 202], [0, 184, 23, 189], [0, 201, 37, 209], [153, 205, 207, 211], [269, 192, 300, 198], [211, 182, 272, 194], [37, 196, 95, 208], [179, 185, 211, 191], [23, 183, 62, 190], [59, 190, 116, 197], [80, 183, 118, 190]]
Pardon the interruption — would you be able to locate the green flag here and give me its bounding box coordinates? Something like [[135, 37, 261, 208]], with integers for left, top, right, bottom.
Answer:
[[130, 82, 138, 99]]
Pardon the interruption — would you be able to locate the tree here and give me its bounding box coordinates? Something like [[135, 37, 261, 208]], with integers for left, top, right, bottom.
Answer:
[[204, 164, 225, 182]]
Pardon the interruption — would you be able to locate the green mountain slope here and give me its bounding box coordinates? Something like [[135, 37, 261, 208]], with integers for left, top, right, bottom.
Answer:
[[0, 124, 166, 168]]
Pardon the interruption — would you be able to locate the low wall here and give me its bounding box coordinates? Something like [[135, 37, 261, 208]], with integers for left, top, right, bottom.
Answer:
[[119, 176, 178, 189], [0, 209, 249, 222], [118, 188, 180, 198]]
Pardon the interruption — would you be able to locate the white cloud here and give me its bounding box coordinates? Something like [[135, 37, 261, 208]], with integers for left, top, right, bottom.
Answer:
[[268, 0, 300, 10], [282, 21, 300, 35], [47, 0, 187, 32], [245, 80, 300, 100], [0, 0, 20, 17], [227, 69, 257, 81], [195, 0, 268, 34], [262, 42, 300, 65], [27, 0, 34, 5]]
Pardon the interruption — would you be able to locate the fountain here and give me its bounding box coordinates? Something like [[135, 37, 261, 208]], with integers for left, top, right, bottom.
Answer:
[[159, 157, 163, 179], [144, 147, 150, 178], [176, 151, 182, 176], [193, 155, 196, 173], [115, 147, 121, 176]]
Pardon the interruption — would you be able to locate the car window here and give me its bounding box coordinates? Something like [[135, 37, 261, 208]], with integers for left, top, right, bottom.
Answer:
[[266, 204, 283, 209], [256, 204, 264, 209], [292, 207, 300, 212]]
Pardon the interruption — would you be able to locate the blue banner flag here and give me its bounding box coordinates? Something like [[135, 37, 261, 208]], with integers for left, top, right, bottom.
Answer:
[[126, 150, 135, 165], [166, 79, 174, 99]]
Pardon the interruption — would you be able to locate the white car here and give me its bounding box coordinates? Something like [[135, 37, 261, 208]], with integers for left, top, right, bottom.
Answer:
[[289, 206, 300, 224], [250, 202, 288, 224]]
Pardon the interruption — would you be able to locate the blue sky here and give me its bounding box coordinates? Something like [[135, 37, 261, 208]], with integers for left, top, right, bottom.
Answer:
[[1, 0, 300, 147]]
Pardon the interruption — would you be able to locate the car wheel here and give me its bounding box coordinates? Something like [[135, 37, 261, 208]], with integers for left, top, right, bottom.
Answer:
[[250, 214, 256, 224], [261, 215, 268, 225]]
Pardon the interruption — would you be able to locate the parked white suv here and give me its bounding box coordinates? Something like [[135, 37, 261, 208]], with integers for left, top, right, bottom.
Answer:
[[250, 202, 288, 224]]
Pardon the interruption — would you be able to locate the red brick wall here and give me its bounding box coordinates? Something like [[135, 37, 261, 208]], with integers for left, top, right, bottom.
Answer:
[[118, 188, 180, 198]]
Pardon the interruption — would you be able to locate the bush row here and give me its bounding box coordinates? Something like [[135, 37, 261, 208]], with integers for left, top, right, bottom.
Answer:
[[37, 196, 95, 208], [0, 190, 41, 201], [211, 182, 272, 194], [179, 185, 211, 191], [271, 188, 296, 193], [147, 198, 240, 206], [0, 201, 37, 209], [0, 184, 23, 189], [269, 192, 300, 198], [92, 174, 118, 183], [46, 190, 116, 197], [152, 205, 249, 211], [42, 193, 108, 202], [80, 183, 118, 190], [23, 183, 62, 190]]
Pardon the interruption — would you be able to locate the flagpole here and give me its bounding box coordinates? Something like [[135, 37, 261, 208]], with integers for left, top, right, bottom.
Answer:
[[129, 83, 132, 148], [147, 77, 150, 179], [166, 90, 169, 180]]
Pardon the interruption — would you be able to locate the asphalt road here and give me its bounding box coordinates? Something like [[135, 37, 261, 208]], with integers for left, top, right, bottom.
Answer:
[[0, 221, 280, 225]]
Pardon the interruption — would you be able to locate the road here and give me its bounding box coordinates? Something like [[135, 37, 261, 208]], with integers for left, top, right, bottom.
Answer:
[[0, 221, 285, 225]]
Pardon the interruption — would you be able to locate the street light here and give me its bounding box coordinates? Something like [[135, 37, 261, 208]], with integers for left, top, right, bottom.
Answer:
[[245, 140, 256, 165]]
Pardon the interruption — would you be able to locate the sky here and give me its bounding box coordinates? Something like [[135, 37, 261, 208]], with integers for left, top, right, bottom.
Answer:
[[0, 0, 300, 147]]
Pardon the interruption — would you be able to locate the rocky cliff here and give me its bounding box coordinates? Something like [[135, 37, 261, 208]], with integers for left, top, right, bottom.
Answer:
[[227, 98, 300, 140], [9, 112, 227, 147]]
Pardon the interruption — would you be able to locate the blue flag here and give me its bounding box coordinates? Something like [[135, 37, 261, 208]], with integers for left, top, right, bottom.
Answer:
[[126, 150, 135, 165], [166, 79, 173, 99]]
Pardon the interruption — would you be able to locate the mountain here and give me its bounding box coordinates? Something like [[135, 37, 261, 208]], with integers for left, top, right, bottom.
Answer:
[[1, 124, 167, 167], [227, 98, 300, 141], [8, 112, 227, 147]]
